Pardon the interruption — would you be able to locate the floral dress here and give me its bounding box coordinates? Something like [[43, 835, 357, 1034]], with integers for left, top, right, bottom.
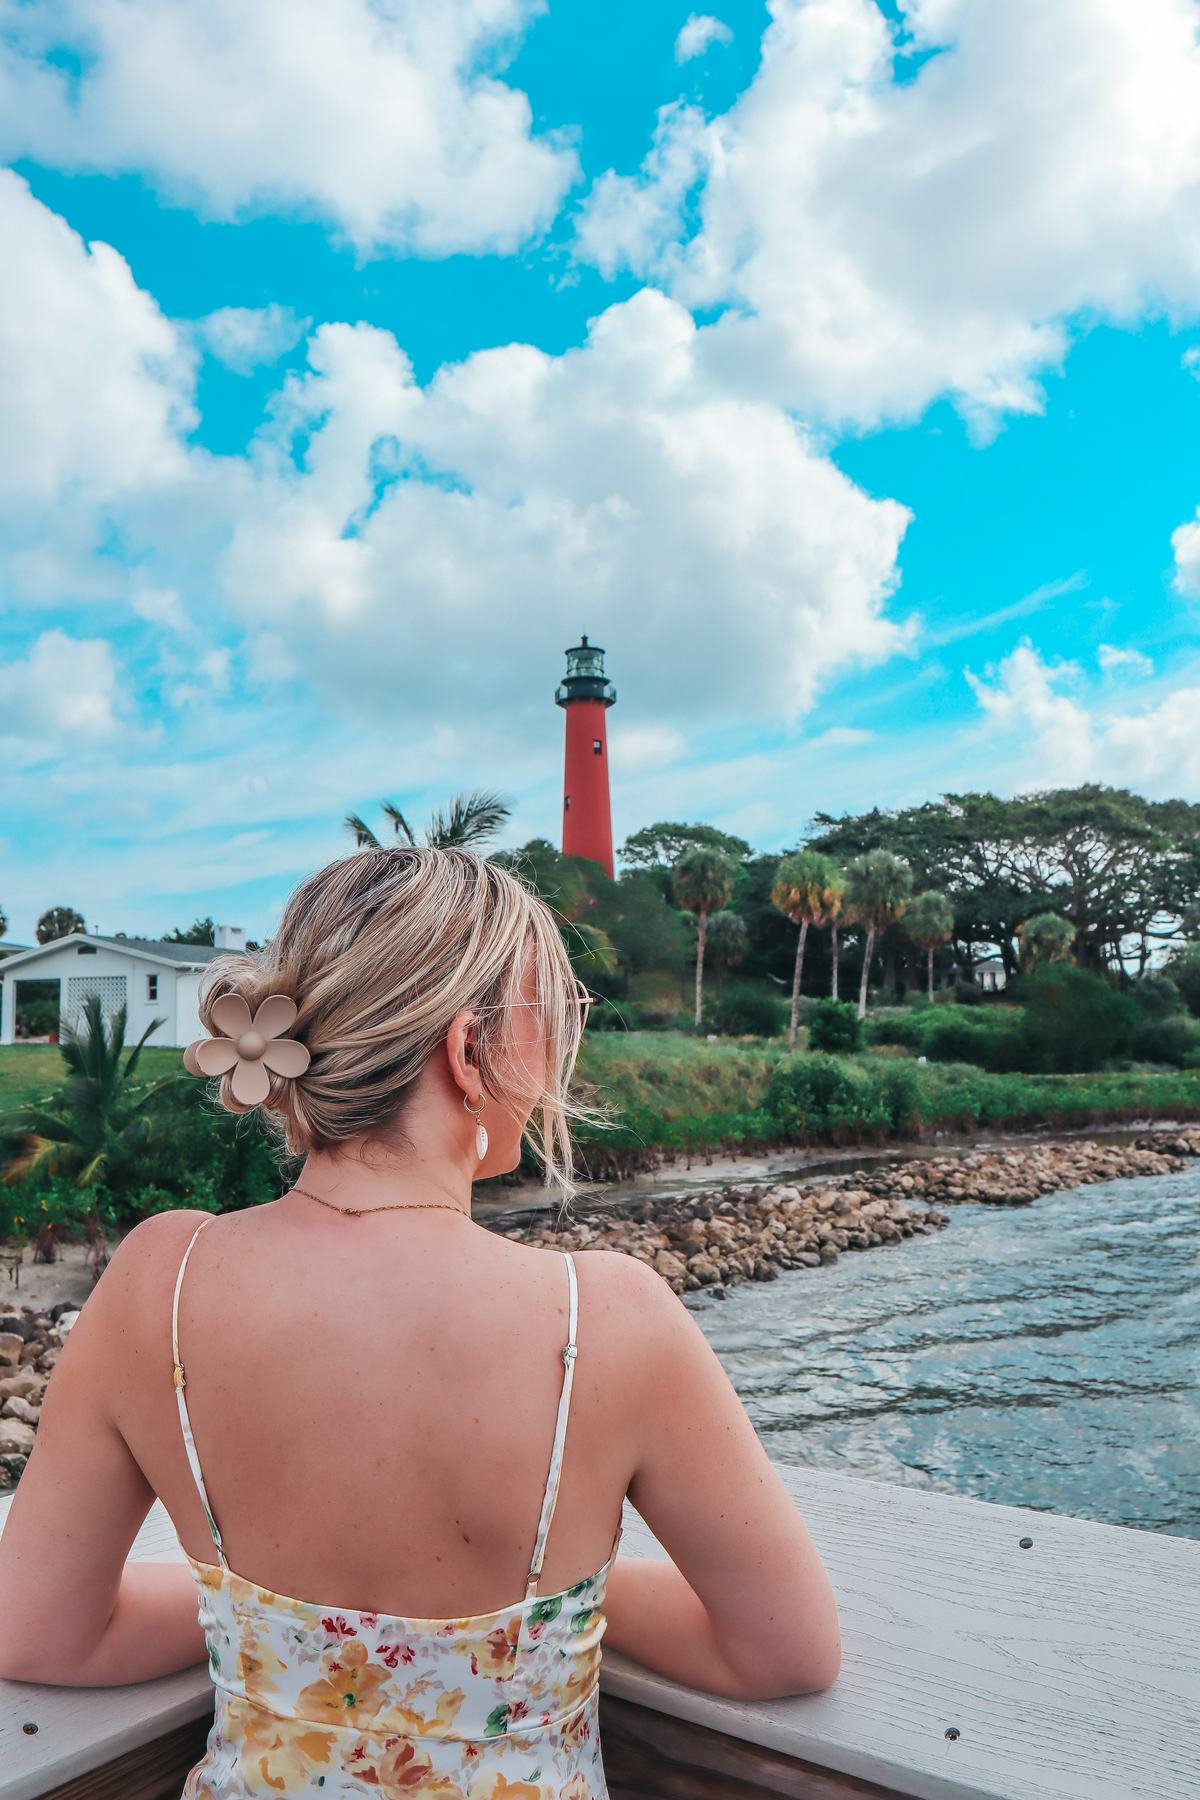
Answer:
[[170, 1215, 622, 1799]]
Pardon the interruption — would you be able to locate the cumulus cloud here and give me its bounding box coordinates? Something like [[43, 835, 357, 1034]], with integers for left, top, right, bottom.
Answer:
[[217, 290, 913, 725], [1173, 509, 1200, 596], [1097, 643, 1153, 677], [968, 640, 1200, 791], [675, 14, 733, 62], [195, 304, 306, 374], [578, 0, 1200, 430], [0, 0, 576, 255], [0, 631, 121, 744]]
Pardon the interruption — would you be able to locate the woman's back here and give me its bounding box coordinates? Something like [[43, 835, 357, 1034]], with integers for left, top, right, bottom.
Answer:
[[121, 1201, 633, 1798], [120, 1202, 634, 1617]]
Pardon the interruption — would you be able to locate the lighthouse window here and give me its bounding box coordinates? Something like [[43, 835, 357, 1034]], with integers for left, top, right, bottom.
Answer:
[[593, 738, 603, 755], [564, 795, 571, 811]]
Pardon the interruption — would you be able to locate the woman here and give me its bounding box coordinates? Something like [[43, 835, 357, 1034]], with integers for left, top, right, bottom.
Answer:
[[0, 847, 840, 1797]]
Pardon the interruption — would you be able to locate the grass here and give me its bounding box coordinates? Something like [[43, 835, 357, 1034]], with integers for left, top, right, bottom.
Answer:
[[0, 1044, 181, 1116]]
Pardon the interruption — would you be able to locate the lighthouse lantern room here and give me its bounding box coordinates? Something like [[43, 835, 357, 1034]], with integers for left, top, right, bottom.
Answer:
[[555, 635, 616, 878]]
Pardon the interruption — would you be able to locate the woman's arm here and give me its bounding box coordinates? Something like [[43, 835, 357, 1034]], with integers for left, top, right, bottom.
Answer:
[[597, 1254, 841, 1701], [0, 1221, 209, 1686]]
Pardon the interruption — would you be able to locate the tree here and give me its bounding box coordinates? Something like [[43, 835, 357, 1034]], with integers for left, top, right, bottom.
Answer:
[[37, 906, 86, 944], [346, 790, 510, 850], [0, 903, 7, 940], [620, 821, 752, 873], [672, 848, 736, 1029], [825, 873, 848, 1001], [844, 851, 914, 1019], [2, 995, 176, 1231], [163, 917, 216, 946], [905, 890, 955, 1000], [771, 851, 842, 1049], [705, 910, 749, 983], [1017, 912, 1075, 972]]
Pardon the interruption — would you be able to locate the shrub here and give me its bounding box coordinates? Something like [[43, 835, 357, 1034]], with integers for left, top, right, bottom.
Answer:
[[586, 998, 638, 1032], [807, 998, 863, 1054], [705, 985, 787, 1038], [1127, 1012, 1200, 1068], [952, 979, 986, 1005], [1015, 967, 1139, 1072]]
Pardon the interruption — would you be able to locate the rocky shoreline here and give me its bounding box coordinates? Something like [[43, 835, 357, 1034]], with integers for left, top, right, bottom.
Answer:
[[501, 1130, 1200, 1297], [2, 1131, 1197, 1490]]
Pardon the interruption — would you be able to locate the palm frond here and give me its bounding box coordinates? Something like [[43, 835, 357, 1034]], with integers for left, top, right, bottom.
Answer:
[[427, 789, 511, 848], [380, 801, 418, 845], [345, 812, 382, 848], [2, 1135, 66, 1185]]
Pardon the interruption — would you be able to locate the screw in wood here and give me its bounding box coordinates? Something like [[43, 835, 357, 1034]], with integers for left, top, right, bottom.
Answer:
[[945, 1727, 961, 1742], [22, 1722, 38, 1735], [1019, 1536, 1034, 1548]]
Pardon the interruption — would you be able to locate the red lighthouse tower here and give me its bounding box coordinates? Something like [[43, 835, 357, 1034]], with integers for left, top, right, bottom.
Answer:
[[556, 635, 617, 878]]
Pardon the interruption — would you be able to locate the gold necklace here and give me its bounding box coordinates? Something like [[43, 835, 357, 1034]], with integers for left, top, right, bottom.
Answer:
[[291, 1185, 472, 1219]]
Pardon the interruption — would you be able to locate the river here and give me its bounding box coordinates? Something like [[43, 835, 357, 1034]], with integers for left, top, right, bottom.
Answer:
[[689, 1162, 1199, 1540]]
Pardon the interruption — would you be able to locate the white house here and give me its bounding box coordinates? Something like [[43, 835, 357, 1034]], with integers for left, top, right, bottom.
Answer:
[[0, 926, 246, 1049]]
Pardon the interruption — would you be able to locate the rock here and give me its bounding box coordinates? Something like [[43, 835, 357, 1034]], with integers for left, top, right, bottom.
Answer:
[[686, 1253, 722, 1283], [0, 1315, 33, 1341], [0, 1371, 43, 1403], [0, 1333, 24, 1368], [2, 1396, 40, 1425], [18, 1340, 41, 1363], [653, 1249, 688, 1286], [56, 1309, 82, 1334], [0, 1418, 35, 1454]]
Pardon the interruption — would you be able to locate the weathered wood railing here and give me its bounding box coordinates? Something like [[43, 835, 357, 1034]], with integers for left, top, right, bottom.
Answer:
[[2, 1466, 1198, 1799]]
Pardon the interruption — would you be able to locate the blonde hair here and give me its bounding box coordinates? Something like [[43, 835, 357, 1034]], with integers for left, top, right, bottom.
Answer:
[[197, 846, 601, 1200]]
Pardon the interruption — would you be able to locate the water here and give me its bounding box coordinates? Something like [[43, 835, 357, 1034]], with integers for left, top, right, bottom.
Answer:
[[691, 1165, 1200, 1539]]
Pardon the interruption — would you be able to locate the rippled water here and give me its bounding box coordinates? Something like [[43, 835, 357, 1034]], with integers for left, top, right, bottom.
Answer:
[[691, 1165, 1200, 1539]]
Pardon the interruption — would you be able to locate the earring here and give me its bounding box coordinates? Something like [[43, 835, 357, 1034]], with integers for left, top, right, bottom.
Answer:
[[463, 1092, 488, 1161]]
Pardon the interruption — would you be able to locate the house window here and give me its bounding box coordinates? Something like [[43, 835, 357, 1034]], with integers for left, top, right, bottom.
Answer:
[[593, 738, 603, 755], [76, 944, 97, 955], [147, 974, 159, 1001]]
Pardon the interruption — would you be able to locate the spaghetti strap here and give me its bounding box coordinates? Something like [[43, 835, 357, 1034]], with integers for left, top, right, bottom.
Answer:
[[170, 1213, 228, 1568], [525, 1252, 578, 1600]]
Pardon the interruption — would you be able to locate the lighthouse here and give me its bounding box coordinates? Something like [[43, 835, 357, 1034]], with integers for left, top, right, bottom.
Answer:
[[556, 635, 616, 878]]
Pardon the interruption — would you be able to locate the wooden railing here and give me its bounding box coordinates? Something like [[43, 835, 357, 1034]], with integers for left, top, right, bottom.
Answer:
[[2, 1465, 1198, 1799]]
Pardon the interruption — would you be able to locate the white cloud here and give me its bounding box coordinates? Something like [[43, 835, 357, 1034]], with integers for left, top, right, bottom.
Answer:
[[1184, 345, 1200, 377], [807, 725, 873, 748], [675, 14, 733, 63], [609, 723, 687, 773], [0, 631, 122, 744], [217, 290, 913, 726], [195, 304, 305, 374], [967, 640, 1200, 791], [1097, 643, 1153, 677], [1173, 510, 1200, 596], [578, 0, 1200, 430], [0, 0, 576, 256]]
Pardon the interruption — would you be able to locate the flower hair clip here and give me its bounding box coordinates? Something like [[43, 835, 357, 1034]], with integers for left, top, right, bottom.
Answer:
[[183, 994, 310, 1105]]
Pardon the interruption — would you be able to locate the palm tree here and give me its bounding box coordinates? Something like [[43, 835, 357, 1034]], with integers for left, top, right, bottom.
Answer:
[[37, 905, 86, 944], [771, 850, 841, 1050], [844, 851, 914, 1020], [826, 873, 848, 1002], [2, 995, 176, 1233], [346, 790, 511, 851], [905, 890, 955, 1001], [1017, 912, 1075, 971], [671, 848, 736, 1029], [705, 910, 749, 984]]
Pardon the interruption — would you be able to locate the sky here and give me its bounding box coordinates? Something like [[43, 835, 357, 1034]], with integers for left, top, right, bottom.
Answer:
[[2, 0, 1200, 945]]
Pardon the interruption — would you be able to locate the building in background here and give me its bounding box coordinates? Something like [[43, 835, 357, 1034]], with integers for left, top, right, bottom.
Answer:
[[555, 635, 617, 878], [0, 926, 245, 1047]]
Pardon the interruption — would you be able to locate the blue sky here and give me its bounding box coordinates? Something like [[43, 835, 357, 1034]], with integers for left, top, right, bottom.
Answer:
[[2, 0, 1200, 944]]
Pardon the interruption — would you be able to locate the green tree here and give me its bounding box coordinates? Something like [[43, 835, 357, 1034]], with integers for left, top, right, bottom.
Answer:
[[620, 821, 752, 873], [37, 905, 86, 944], [771, 850, 842, 1049], [904, 890, 955, 1000], [826, 872, 848, 1002], [705, 910, 749, 983], [1165, 942, 1200, 1017], [672, 848, 736, 1029], [346, 790, 511, 850], [163, 917, 216, 946], [844, 851, 914, 1020], [0, 904, 7, 940], [1017, 911, 1075, 971], [2, 995, 176, 1228]]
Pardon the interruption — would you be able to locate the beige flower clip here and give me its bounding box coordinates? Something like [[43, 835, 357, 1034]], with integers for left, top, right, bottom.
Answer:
[[183, 994, 310, 1106]]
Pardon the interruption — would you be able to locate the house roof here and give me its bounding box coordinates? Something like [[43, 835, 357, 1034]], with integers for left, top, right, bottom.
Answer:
[[0, 934, 221, 975]]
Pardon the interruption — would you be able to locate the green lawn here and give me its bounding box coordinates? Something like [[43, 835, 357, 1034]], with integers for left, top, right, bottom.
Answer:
[[0, 1044, 182, 1117]]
